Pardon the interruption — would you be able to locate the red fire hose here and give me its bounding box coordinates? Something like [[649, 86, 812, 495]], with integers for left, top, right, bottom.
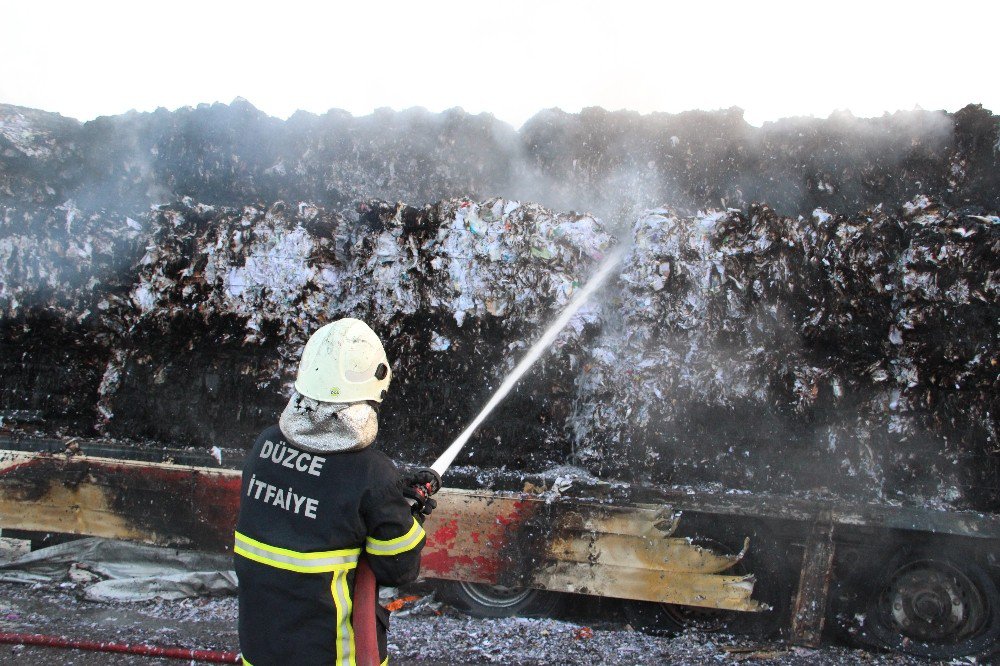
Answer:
[[352, 559, 381, 666], [0, 632, 241, 663]]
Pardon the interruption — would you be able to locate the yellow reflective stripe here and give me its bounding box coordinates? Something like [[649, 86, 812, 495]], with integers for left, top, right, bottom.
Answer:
[[331, 568, 356, 666], [365, 518, 426, 556], [236, 531, 361, 560], [242, 658, 253, 666], [234, 531, 360, 573], [381, 658, 388, 666]]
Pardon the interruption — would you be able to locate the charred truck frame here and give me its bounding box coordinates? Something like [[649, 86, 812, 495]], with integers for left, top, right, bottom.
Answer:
[[2, 437, 998, 660]]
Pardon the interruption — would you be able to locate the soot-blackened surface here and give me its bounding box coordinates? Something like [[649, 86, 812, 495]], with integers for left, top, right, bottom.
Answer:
[[0, 455, 241, 551], [2, 101, 999, 511], [2, 197, 609, 470]]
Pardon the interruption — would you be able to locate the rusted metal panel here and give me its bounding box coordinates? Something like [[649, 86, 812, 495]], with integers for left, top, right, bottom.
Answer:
[[648, 488, 1000, 541], [418, 489, 528, 584], [538, 562, 759, 610], [547, 533, 745, 575], [790, 514, 836, 647], [1, 450, 764, 612], [6, 437, 1000, 541], [420, 488, 764, 611], [0, 450, 241, 551]]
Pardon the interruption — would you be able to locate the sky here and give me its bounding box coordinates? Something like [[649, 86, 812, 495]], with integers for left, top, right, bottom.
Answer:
[[2, 0, 997, 128]]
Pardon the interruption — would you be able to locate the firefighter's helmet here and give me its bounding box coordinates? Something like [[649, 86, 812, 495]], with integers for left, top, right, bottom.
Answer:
[[294, 318, 392, 403]]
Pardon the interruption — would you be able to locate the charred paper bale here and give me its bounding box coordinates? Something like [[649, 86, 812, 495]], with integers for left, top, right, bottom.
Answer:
[[575, 198, 999, 511], [97, 197, 611, 467], [0, 105, 84, 207], [1, 101, 521, 214], [0, 202, 147, 434], [99, 199, 352, 443], [364, 198, 612, 469], [4, 101, 999, 223], [518, 105, 1000, 217]]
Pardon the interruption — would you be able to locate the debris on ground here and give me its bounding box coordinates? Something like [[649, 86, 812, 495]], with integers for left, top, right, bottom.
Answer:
[[0, 581, 930, 665], [384, 595, 422, 612], [0, 538, 236, 602]]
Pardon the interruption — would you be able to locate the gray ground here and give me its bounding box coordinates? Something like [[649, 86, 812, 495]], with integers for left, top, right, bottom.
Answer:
[[0, 581, 942, 666]]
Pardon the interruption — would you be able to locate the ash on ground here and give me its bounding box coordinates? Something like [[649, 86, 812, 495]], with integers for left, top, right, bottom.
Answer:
[[0, 582, 933, 666]]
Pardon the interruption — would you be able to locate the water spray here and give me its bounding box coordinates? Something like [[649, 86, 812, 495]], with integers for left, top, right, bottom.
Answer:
[[429, 245, 627, 477]]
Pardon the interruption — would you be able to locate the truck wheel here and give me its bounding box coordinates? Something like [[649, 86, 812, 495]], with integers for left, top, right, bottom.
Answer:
[[438, 580, 562, 618], [865, 549, 1000, 659]]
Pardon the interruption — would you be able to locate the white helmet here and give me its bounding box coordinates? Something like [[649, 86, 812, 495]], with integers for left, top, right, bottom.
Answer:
[[294, 318, 392, 403]]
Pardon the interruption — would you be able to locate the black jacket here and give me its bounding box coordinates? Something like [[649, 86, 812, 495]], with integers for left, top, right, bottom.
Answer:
[[235, 424, 424, 666]]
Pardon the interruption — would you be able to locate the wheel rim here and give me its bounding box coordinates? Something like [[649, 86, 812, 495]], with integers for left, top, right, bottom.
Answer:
[[878, 559, 988, 644], [458, 581, 533, 609]]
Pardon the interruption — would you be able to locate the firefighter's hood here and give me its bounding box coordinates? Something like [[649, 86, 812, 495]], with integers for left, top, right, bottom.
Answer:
[[278, 392, 378, 453]]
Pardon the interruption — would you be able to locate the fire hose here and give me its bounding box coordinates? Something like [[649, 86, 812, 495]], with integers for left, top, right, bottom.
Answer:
[[0, 632, 241, 663]]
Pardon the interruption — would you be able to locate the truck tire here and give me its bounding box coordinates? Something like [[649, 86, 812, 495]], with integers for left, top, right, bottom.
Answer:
[[864, 548, 1000, 659], [437, 580, 562, 618]]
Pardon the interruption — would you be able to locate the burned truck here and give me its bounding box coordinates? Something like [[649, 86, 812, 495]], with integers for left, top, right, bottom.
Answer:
[[1, 101, 999, 659]]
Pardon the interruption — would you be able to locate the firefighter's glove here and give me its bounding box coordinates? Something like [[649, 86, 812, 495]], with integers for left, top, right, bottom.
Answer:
[[404, 490, 437, 523], [400, 468, 441, 523]]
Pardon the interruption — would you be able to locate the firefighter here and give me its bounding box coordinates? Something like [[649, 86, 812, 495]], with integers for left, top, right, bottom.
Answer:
[[234, 318, 439, 666]]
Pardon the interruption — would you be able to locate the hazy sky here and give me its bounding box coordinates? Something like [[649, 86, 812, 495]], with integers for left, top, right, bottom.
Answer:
[[2, 0, 996, 128]]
